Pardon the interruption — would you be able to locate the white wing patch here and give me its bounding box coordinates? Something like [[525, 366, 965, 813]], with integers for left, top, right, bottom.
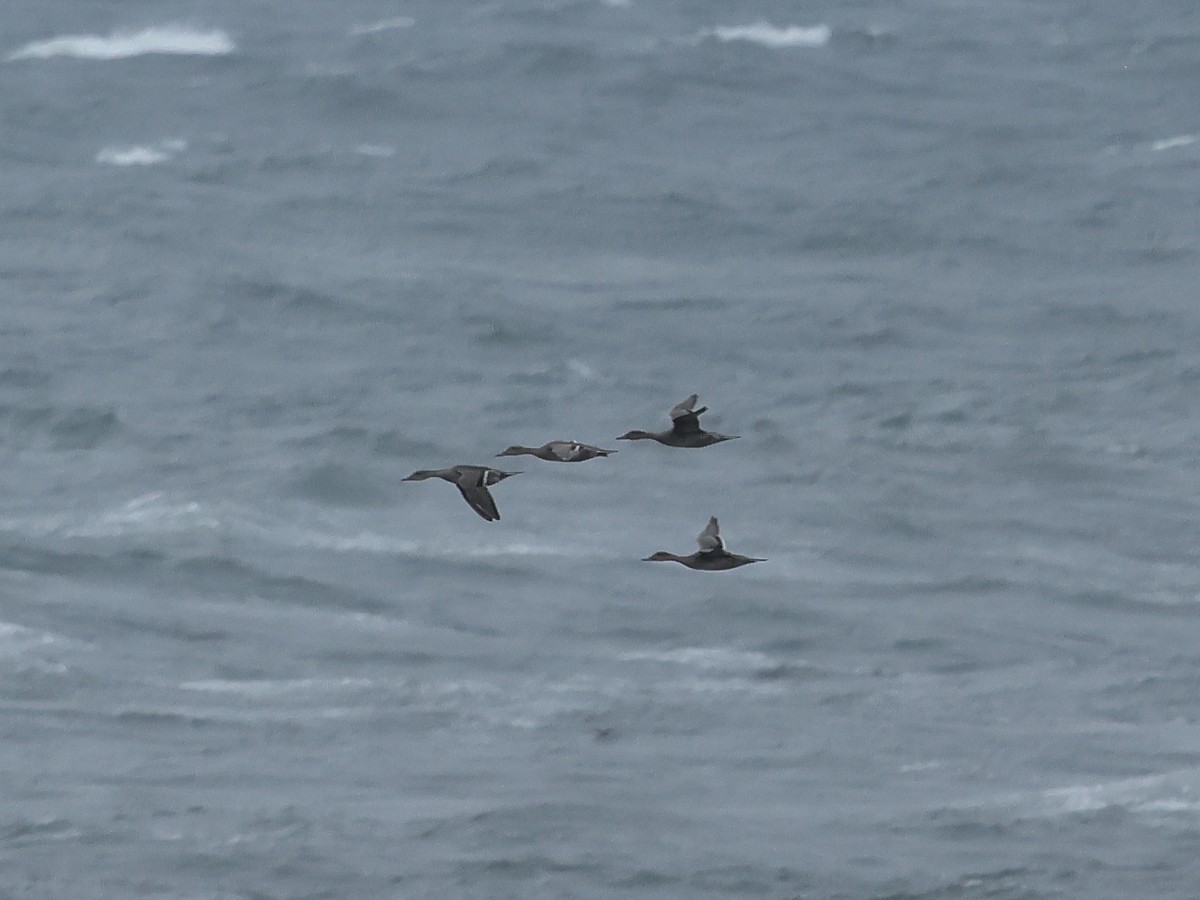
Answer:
[[552, 442, 580, 461]]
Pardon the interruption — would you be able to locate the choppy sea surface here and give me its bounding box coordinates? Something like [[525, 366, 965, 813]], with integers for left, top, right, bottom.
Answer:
[[3, 1, 1200, 897]]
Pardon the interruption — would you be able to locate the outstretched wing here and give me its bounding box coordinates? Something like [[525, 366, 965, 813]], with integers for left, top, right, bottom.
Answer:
[[696, 516, 724, 553], [456, 484, 500, 521], [456, 469, 501, 521], [668, 394, 707, 435], [668, 394, 699, 420]]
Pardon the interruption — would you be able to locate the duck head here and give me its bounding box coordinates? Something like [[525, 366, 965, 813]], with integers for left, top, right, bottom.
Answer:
[[642, 551, 681, 562]]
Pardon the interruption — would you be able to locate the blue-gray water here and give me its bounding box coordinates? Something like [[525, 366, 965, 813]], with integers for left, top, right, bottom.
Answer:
[[3, 2, 1200, 897]]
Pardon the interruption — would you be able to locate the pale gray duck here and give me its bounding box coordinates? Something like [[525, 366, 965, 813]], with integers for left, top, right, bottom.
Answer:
[[496, 440, 616, 462]]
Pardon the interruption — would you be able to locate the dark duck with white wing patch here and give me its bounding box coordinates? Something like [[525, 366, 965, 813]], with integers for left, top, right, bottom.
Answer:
[[402, 465, 520, 522]]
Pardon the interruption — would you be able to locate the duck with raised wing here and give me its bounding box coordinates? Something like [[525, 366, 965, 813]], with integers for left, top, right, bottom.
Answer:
[[402, 465, 520, 522], [496, 440, 616, 462], [643, 516, 764, 570], [617, 394, 739, 448]]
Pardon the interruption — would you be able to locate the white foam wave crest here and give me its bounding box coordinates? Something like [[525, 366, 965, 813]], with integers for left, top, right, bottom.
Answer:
[[180, 676, 375, 697], [96, 146, 170, 166], [53, 492, 229, 538], [948, 768, 1200, 823], [0, 621, 75, 673], [1151, 134, 1198, 152], [4, 492, 576, 560], [109, 701, 371, 726], [665, 675, 785, 697], [620, 645, 779, 672], [96, 138, 186, 167], [173, 666, 788, 732], [348, 17, 415, 37], [699, 21, 831, 49], [1038, 770, 1200, 817], [7, 26, 234, 62], [0, 620, 49, 653], [295, 529, 574, 559]]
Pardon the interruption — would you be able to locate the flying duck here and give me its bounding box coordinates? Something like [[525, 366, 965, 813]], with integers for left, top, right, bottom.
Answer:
[[402, 465, 520, 522], [496, 440, 616, 462], [617, 394, 739, 448], [643, 516, 764, 570]]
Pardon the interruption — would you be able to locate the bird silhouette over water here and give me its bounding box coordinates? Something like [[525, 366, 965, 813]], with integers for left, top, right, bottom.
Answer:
[[402, 465, 520, 522], [496, 440, 616, 462], [617, 394, 739, 448], [643, 517, 765, 570]]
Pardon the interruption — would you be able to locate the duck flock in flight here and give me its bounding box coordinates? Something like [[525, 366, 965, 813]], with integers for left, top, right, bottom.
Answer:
[[402, 394, 764, 571]]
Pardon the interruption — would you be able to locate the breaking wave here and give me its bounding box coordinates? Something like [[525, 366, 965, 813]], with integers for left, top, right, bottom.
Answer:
[[8, 26, 234, 62], [698, 21, 831, 49]]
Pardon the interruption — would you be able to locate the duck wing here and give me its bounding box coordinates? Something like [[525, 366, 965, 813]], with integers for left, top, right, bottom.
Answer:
[[455, 469, 501, 521], [668, 394, 699, 420], [696, 516, 724, 553], [668, 394, 707, 435]]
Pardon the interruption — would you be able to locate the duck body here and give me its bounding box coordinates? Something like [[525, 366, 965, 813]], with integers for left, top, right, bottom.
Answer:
[[402, 464, 520, 522], [642, 550, 764, 571], [617, 394, 739, 447], [496, 440, 616, 462], [643, 516, 764, 571], [617, 429, 736, 448]]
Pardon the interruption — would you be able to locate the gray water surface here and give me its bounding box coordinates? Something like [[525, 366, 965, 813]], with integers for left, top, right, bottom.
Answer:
[[3, 2, 1200, 897]]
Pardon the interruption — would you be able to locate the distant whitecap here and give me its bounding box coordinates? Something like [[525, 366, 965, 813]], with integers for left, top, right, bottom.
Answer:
[[96, 145, 166, 166], [1038, 771, 1199, 816], [700, 21, 832, 49], [1151, 134, 1198, 152], [619, 646, 779, 672], [179, 677, 374, 696], [60, 492, 222, 538], [95, 139, 186, 166], [349, 17, 415, 37], [96, 146, 169, 166], [7, 26, 234, 62]]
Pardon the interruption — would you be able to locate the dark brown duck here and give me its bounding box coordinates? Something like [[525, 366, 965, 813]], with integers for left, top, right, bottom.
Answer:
[[617, 394, 739, 448], [643, 517, 765, 571]]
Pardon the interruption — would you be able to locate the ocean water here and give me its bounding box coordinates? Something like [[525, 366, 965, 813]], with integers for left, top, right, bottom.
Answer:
[[3, 1, 1200, 897]]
